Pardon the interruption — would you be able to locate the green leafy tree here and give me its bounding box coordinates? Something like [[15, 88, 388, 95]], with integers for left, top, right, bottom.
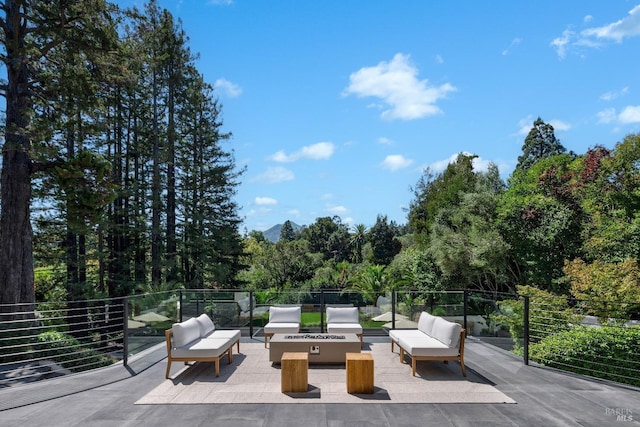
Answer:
[[429, 170, 512, 294], [564, 258, 640, 323], [498, 155, 583, 293], [302, 216, 350, 260], [368, 215, 401, 265], [408, 153, 478, 240]]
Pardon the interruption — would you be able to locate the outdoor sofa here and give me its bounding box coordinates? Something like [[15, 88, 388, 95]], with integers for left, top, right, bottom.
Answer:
[[389, 311, 466, 377], [164, 313, 241, 378]]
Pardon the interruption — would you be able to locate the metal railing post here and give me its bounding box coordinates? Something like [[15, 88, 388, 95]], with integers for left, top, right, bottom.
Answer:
[[249, 290, 254, 338], [122, 297, 129, 367], [179, 290, 183, 322], [463, 289, 468, 332], [523, 295, 530, 366], [320, 290, 325, 333], [391, 290, 396, 329]]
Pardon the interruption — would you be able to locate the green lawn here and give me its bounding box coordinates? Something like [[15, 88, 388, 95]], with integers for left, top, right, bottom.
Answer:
[[300, 312, 385, 328]]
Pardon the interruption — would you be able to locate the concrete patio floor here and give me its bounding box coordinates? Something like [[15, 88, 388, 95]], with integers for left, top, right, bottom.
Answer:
[[1, 336, 638, 427]]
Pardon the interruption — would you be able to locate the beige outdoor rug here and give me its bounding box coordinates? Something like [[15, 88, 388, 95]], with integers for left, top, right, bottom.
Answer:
[[136, 342, 516, 404]]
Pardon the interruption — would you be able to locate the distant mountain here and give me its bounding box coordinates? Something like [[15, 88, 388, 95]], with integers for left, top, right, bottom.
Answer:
[[263, 221, 302, 243]]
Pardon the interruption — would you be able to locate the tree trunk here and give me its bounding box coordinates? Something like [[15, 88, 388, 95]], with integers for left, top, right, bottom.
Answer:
[[0, 1, 35, 316]]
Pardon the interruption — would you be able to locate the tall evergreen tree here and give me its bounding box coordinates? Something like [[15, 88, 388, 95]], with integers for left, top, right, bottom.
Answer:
[[516, 117, 566, 171], [0, 0, 118, 313]]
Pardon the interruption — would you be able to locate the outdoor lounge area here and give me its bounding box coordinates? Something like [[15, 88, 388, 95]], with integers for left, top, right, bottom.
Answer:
[[1, 334, 639, 427]]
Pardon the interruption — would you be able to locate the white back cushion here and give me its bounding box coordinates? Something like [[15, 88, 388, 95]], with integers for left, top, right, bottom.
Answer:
[[195, 313, 215, 337], [326, 307, 359, 324], [172, 317, 201, 348], [417, 311, 437, 336], [431, 317, 461, 348], [268, 306, 301, 323]]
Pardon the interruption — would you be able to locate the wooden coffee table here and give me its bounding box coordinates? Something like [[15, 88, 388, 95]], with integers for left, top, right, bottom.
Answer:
[[269, 333, 361, 364]]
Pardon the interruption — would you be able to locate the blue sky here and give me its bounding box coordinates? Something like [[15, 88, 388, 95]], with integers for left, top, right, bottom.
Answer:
[[117, 1, 640, 233]]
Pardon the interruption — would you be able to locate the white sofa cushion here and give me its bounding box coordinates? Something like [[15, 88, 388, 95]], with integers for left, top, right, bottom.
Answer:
[[417, 311, 437, 336], [268, 306, 301, 323], [398, 334, 459, 357], [327, 323, 363, 334], [204, 329, 241, 342], [431, 317, 462, 348], [326, 307, 359, 324], [195, 313, 216, 337], [171, 337, 229, 358], [172, 317, 201, 348], [263, 322, 299, 334], [389, 329, 425, 344]]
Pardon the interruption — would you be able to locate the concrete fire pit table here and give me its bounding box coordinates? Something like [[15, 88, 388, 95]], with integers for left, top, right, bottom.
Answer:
[[269, 333, 361, 364]]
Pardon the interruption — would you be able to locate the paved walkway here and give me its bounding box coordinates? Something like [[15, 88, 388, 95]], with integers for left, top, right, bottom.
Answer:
[[1, 337, 638, 427]]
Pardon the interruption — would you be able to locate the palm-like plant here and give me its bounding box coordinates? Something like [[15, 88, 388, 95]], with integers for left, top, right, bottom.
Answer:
[[349, 224, 367, 263], [346, 264, 393, 305]]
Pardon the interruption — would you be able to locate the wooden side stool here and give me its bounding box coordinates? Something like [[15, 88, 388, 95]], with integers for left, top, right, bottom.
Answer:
[[346, 352, 374, 394], [281, 352, 308, 393]]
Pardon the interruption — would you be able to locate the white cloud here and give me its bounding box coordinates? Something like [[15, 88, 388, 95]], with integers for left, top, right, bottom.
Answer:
[[326, 205, 349, 215], [208, 0, 233, 5], [549, 120, 571, 131], [320, 193, 334, 200], [377, 137, 395, 145], [600, 87, 629, 101], [255, 197, 277, 205], [553, 5, 640, 58], [343, 53, 456, 120], [596, 106, 640, 124], [251, 166, 295, 183], [619, 105, 640, 123], [214, 78, 242, 98], [516, 116, 569, 135], [269, 142, 335, 162], [597, 108, 617, 124], [502, 38, 522, 56], [581, 5, 640, 42], [435, 54, 444, 64], [381, 154, 414, 171], [428, 152, 492, 174], [551, 29, 574, 59]]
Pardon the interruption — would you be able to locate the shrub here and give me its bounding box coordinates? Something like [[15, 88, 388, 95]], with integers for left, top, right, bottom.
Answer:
[[36, 331, 113, 372], [530, 325, 640, 387], [496, 285, 581, 354]]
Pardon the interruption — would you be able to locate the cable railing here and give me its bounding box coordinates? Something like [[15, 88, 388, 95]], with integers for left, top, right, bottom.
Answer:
[[1, 288, 638, 388]]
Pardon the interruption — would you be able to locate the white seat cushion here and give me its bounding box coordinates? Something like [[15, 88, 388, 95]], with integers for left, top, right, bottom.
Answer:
[[389, 329, 425, 343], [398, 334, 459, 357], [171, 338, 229, 358], [263, 322, 299, 334], [203, 329, 241, 342], [327, 323, 363, 334]]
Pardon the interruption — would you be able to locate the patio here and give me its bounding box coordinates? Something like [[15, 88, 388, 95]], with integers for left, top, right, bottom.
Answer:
[[1, 336, 638, 427]]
